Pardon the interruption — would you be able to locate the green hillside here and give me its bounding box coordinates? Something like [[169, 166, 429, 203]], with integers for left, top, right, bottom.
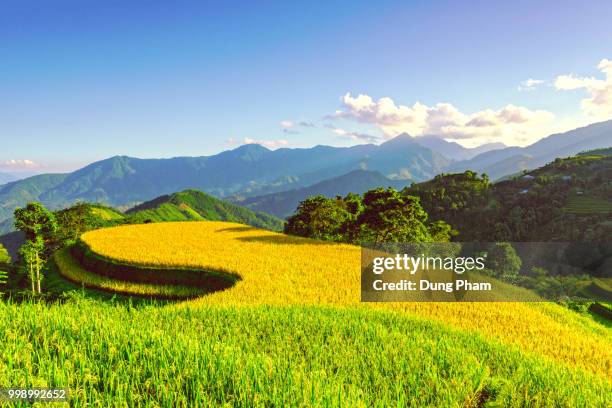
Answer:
[[564, 196, 612, 214], [405, 151, 612, 243], [126, 189, 284, 231]]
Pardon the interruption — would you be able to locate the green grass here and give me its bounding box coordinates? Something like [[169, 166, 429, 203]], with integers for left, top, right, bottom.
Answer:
[[128, 202, 205, 223], [90, 206, 125, 221], [0, 298, 610, 407], [564, 195, 612, 214]]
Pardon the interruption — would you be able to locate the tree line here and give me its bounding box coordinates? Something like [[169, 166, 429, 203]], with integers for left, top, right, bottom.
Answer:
[[285, 188, 454, 244]]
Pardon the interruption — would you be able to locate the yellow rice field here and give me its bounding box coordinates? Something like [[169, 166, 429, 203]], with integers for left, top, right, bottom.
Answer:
[[78, 221, 612, 379]]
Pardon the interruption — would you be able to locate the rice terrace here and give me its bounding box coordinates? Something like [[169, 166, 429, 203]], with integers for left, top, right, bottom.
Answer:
[[0, 221, 605, 406]]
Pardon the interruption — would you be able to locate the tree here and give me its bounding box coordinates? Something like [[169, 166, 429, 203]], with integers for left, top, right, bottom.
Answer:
[[284, 195, 351, 242], [0, 243, 10, 265], [528, 266, 548, 278], [487, 243, 522, 279], [429, 220, 455, 242], [14, 202, 58, 250], [355, 188, 435, 244], [14, 202, 58, 293], [54, 202, 94, 244], [0, 243, 9, 292], [19, 237, 44, 294], [285, 188, 453, 245]]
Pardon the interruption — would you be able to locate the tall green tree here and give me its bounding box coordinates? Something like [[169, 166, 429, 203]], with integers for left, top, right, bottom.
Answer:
[[0, 243, 9, 293], [19, 237, 44, 293], [285, 188, 453, 244], [14, 202, 58, 293]]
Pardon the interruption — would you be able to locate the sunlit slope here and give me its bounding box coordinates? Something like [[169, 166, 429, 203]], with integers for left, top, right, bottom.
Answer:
[[2, 302, 610, 407], [78, 221, 612, 378]]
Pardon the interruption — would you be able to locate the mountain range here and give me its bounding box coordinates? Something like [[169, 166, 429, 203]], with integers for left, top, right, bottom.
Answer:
[[0, 119, 610, 232], [0, 136, 450, 229], [449, 120, 612, 179]]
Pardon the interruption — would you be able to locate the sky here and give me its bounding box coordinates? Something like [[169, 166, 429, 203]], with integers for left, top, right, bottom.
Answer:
[[1, 0, 612, 173]]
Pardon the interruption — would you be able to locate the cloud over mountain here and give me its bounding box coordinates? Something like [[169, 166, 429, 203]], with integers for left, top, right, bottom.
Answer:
[[330, 93, 555, 146]]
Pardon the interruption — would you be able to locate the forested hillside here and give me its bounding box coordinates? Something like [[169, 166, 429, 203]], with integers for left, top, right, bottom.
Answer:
[[406, 151, 611, 243]]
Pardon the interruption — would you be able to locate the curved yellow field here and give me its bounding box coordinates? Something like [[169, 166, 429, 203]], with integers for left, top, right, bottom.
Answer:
[[79, 221, 612, 379]]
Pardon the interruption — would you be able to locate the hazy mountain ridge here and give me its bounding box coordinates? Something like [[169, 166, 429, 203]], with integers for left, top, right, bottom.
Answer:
[[414, 135, 506, 161], [233, 169, 407, 218], [449, 120, 612, 179]]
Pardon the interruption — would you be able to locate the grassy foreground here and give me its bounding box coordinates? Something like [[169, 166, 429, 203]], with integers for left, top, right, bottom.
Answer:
[[0, 298, 610, 407]]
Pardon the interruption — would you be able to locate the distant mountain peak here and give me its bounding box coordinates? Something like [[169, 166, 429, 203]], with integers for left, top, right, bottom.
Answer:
[[413, 135, 507, 161], [380, 133, 418, 147], [221, 143, 271, 162], [231, 143, 271, 153]]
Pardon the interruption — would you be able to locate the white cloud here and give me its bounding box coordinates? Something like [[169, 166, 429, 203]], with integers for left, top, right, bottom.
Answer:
[[324, 124, 380, 143], [1, 159, 41, 169], [555, 59, 612, 120], [331, 93, 555, 146], [518, 78, 544, 91], [280, 119, 316, 132]]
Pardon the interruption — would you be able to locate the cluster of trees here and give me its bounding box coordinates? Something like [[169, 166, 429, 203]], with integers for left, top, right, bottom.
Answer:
[[403, 171, 491, 238], [285, 187, 454, 244], [5, 202, 117, 295]]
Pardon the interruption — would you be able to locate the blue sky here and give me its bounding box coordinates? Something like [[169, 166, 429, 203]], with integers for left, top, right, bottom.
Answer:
[[1, 0, 611, 172]]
